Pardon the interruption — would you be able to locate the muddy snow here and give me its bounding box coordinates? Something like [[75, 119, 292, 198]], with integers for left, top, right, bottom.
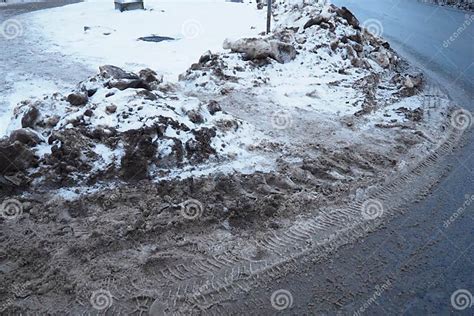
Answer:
[[0, 0, 469, 314]]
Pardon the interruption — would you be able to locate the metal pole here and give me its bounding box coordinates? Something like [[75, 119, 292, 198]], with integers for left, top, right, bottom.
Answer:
[[266, 0, 272, 34]]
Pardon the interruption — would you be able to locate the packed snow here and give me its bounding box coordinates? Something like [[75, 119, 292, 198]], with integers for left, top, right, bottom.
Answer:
[[25, 0, 265, 80]]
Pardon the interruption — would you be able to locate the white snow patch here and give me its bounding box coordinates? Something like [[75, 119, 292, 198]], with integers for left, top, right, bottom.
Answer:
[[1, 79, 59, 136], [26, 0, 265, 81]]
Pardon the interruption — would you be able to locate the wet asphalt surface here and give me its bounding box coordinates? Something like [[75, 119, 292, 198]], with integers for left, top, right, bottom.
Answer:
[[0, 0, 472, 315], [0, 0, 81, 19]]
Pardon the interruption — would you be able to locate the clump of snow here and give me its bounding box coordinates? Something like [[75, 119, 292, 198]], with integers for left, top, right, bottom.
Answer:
[[0, 79, 59, 136]]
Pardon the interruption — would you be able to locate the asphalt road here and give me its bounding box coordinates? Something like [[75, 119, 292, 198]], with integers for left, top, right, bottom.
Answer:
[[246, 1, 473, 315], [0, 0, 79, 18]]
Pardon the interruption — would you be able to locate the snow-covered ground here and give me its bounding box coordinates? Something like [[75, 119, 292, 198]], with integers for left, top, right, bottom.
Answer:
[[1, 0, 456, 193], [26, 0, 265, 80], [0, 0, 262, 140]]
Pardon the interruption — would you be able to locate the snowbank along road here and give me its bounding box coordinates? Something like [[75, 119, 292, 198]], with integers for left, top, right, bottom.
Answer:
[[0, 0, 472, 315]]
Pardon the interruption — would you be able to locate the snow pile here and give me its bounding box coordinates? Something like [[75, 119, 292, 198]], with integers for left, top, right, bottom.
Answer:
[[180, 1, 424, 117], [1, 0, 454, 193], [176, 0, 452, 188], [1, 65, 268, 188]]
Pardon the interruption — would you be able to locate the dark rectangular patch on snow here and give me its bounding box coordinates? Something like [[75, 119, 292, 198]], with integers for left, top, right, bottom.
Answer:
[[138, 35, 176, 43]]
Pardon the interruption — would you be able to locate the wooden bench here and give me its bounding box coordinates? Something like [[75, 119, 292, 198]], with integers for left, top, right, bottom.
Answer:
[[114, 0, 144, 12]]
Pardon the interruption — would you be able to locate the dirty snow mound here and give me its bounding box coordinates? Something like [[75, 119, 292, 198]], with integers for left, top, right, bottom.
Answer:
[[1, 65, 271, 189]]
